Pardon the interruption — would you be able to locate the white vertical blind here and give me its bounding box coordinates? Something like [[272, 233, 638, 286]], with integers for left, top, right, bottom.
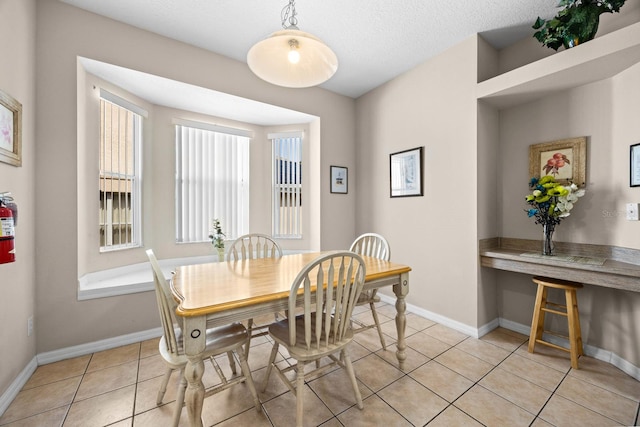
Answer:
[[271, 134, 302, 238], [175, 125, 250, 243]]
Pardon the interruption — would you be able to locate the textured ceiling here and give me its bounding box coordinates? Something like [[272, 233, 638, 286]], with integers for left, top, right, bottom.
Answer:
[[61, 0, 561, 98]]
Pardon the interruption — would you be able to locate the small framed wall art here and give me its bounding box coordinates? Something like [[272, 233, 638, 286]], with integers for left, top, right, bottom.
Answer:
[[390, 146, 423, 198], [529, 137, 586, 186], [0, 89, 22, 167], [330, 165, 348, 194], [631, 143, 640, 187]]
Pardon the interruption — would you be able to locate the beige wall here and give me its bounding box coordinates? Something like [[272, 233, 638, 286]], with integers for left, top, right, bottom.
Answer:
[[355, 37, 481, 328], [34, 0, 356, 353], [356, 9, 640, 368], [0, 0, 37, 398]]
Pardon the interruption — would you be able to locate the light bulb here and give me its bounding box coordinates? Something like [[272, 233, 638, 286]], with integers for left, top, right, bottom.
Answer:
[[288, 39, 300, 64], [288, 49, 300, 64]]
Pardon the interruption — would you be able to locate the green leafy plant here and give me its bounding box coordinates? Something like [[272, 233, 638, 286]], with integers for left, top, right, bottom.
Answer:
[[533, 0, 626, 50], [208, 219, 225, 249]]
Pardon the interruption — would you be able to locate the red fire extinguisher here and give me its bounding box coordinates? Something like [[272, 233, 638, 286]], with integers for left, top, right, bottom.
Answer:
[[0, 196, 15, 264]]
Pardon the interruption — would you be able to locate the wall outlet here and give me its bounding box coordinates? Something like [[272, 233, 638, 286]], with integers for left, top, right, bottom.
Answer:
[[626, 203, 639, 221], [27, 316, 33, 336]]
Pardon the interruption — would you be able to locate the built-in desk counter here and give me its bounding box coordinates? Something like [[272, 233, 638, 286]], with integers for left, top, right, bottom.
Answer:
[[480, 238, 640, 293]]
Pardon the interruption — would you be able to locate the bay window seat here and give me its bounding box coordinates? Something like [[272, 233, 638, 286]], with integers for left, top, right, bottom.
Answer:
[[78, 250, 307, 300]]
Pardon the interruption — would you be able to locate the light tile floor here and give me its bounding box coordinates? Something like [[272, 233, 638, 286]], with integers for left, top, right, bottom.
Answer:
[[1, 302, 639, 426]]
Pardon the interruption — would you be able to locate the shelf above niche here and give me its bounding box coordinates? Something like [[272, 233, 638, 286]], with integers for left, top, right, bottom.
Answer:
[[477, 21, 640, 109]]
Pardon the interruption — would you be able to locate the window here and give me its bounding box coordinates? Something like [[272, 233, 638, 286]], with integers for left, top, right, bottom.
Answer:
[[271, 132, 302, 238], [175, 121, 250, 243], [99, 92, 143, 251]]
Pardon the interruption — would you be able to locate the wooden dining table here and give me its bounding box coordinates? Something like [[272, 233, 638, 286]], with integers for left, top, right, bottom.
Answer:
[[170, 251, 412, 427]]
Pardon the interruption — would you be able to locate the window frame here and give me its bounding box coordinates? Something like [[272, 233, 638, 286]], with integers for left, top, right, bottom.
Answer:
[[270, 131, 303, 239], [98, 90, 144, 252]]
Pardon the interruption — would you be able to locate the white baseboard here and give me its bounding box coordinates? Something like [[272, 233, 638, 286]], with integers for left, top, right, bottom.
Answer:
[[37, 327, 163, 365], [1, 328, 163, 418], [0, 357, 37, 417], [377, 293, 485, 338], [378, 293, 640, 381], [498, 318, 640, 381]]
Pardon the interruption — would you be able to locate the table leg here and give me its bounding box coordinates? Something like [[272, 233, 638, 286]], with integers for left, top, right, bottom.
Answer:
[[393, 272, 409, 370], [182, 316, 206, 427]]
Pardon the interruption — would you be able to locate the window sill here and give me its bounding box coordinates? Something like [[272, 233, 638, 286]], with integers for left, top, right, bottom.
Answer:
[[77, 250, 308, 301]]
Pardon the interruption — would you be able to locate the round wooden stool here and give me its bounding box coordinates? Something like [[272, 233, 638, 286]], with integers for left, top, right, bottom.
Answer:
[[528, 276, 583, 369]]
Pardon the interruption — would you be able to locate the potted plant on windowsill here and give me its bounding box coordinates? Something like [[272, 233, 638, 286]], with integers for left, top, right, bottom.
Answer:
[[209, 219, 225, 262], [533, 0, 626, 50]]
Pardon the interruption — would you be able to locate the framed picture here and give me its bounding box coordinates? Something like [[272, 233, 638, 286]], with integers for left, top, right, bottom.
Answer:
[[390, 146, 423, 197], [631, 143, 640, 187], [330, 165, 348, 194], [529, 137, 586, 186], [0, 89, 22, 167]]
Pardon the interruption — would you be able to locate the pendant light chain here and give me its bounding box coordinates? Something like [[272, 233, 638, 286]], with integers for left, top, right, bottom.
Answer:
[[281, 0, 299, 29]]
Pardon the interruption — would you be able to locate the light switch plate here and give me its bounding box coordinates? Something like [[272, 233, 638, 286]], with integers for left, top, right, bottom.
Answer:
[[626, 203, 639, 221]]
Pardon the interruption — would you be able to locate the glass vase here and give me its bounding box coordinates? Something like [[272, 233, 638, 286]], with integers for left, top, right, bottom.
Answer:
[[542, 223, 555, 256], [216, 247, 225, 262]]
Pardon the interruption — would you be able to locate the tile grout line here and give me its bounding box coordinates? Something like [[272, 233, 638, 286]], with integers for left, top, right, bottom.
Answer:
[[59, 352, 94, 426], [129, 342, 142, 426], [525, 362, 570, 427], [538, 366, 636, 427], [443, 336, 523, 426]]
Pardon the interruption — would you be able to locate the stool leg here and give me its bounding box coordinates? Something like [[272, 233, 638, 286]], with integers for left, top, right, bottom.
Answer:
[[529, 284, 547, 353], [565, 289, 581, 369], [572, 289, 583, 357]]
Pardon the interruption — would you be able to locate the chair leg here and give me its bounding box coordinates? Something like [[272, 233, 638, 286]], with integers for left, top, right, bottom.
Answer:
[[236, 346, 262, 412], [156, 367, 173, 405], [342, 349, 363, 409], [369, 302, 387, 350], [261, 342, 279, 392], [227, 351, 237, 375], [172, 368, 187, 427], [245, 318, 254, 359], [296, 361, 306, 427]]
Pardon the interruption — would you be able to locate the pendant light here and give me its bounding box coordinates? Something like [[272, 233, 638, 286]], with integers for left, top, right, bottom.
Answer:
[[247, 0, 338, 88]]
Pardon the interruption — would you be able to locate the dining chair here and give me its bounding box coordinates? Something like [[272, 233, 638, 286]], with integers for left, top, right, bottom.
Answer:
[[146, 249, 261, 426], [349, 233, 391, 350], [227, 233, 283, 261], [261, 251, 366, 427], [226, 233, 283, 356]]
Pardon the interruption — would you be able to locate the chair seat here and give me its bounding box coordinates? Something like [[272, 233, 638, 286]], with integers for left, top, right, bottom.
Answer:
[[159, 322, 249, 367], [268, 315, 354, 361]]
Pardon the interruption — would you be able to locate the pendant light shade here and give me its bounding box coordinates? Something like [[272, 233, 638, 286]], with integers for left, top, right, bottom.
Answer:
[[247, 1, 338, 88]]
